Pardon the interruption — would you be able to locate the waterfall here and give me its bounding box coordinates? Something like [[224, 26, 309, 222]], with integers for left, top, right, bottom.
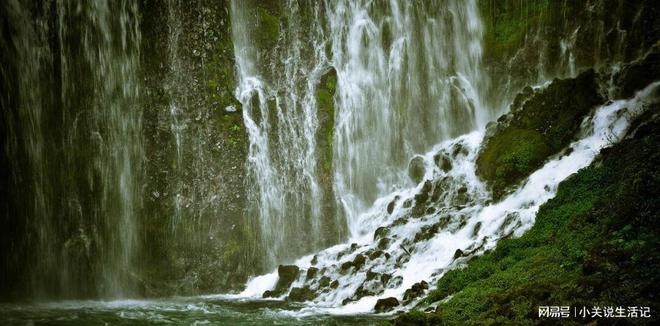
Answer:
[[231, 0, 490, 269], [329, 0, 488, 233], [240, 81, 660, 314], [1, 0, 142, 298], [231, 0, 341, 268]]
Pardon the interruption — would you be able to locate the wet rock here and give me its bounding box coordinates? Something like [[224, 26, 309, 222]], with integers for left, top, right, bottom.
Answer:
[[368, 250, 383, 260], [497, 212, 518, 235], [414, 219, 449, 242], [402, 199, 412, 208], [352, 254, 367, 269], [614, 45, 660, 99], [381, 274, 392, 286], [378, 237, 390, 250], [350, 243, 358, 251], [452, 143, 468, 157], [353, 285, 377, 301], [434, 153, 453, 172], [330, 280, 339, 289], [277, 265, 300, 288], [311, 255, 318, 265], [340, 261, 353, 271], [287, 287, 315, 302], [275, 265, 299, 290], [374, 226, 389, 240], [411, 204, 427, 218], [408, 156, 426, 183], [306, 267, 318, 280], [453, 249, 465, 259], [403, 280, 429, 302], [396, 254, 410, 267], [392, 217, 407, 226], [264, 265, 300, 297], [366, 270, 380, 281], [386, 196, 399, 214], [374, 297, 400, 313], [471, 221, 482, 238], [318, 276, 331, 288], [262, 290, 277, 298]]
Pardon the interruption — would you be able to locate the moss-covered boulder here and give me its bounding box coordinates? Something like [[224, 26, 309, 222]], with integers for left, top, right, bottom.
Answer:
[[375, 297, 400, 313], [476, 69, 604, 199], [287, 286, 315, 302]]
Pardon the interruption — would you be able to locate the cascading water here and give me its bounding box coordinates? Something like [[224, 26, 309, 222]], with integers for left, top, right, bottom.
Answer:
[[329, 0, 489, 231], [1, 0, 142, 298], [230, 0, 660, 315], [232, 0, 342, 267], [240, 81, 659, 314], [231, 0, 492, 270]]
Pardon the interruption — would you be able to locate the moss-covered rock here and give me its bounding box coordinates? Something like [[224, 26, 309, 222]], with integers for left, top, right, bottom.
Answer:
[[394, 105, 660, 325], [476, 69, 603, 199], [375, 297, 400, 313]]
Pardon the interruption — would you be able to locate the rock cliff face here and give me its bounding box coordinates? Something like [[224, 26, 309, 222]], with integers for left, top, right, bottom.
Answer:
[[139, 0, 251, 295], [479, 0, 660, 112]]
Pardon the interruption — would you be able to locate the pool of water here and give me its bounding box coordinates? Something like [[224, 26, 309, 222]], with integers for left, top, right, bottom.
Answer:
[[0, 296, 386, 325]]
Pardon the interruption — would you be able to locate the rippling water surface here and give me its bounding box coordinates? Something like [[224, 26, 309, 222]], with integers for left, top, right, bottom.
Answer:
[[0, 297, 384, 325]]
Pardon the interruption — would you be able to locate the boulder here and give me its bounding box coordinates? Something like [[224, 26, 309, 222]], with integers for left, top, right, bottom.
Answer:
[[352, 254, 367, 269], [374, 297, 400, 313], [386, 197, 398, 214], [403, 280, 429, 302], [287, 287, 315, 302], [408, 156, 426, 183], [275, 265, 299, 290], [476, 69, 604, 199], [434, 153, 453, 172], [374, 226, 390, 240], [306, 267, 318, 280], [263, 264, 300, 297], [318, 276, 331, 287], [366, 270, 380, 281]]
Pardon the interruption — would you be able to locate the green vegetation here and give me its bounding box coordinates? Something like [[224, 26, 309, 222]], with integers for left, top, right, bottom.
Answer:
[[316, 68, 337, 177], [476, 69, 603, 199], [256, 7, 280, 49], [479, 0, 551, 61], [395, 111, 660, 325]]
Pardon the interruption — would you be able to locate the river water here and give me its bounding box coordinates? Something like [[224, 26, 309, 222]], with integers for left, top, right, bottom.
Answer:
[[0, 298, 383, 325]]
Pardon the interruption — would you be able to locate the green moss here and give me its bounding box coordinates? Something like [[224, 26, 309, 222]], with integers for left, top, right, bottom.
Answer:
[[316, 69, 337, 176], [395, 112, 660, 324], [480, 0, 552, 61], [256, 7, 280, 49], [476, 69, 603, 199]]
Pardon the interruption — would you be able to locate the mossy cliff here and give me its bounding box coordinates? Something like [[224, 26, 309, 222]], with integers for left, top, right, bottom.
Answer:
[[139, 0, 252, 296], [479, 0, 660, 110]]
